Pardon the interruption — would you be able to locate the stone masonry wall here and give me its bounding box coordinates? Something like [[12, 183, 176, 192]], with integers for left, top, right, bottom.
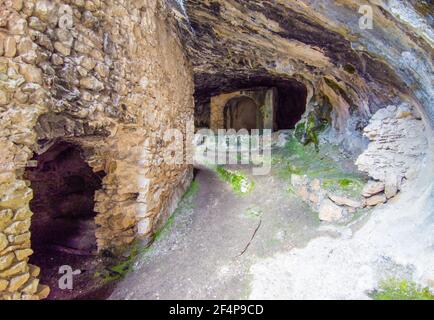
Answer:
[[210, 88, 276, 131], [0, 0, 194, 299]]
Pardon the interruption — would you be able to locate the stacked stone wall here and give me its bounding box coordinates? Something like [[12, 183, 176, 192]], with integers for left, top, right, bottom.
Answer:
[[0, 0, 194, 299]]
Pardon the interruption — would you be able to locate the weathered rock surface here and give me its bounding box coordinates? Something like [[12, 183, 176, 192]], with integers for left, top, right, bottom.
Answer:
[[327, 193, 364, 209], [319, 199, 346, 222], [362, 181, 385, 197], [174, 0, 433, 146], [0, 0, 431, 301], [365, 193, 387, 207], [356, 104, 428, 199]]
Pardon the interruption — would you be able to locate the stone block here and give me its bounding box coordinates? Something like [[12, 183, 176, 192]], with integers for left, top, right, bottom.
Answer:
[[0, 260, 27, 277], [319, 199, 345, 222], [15, 248, 32, 260], [328, 193, 364, 208], [0, 232, 9, 251], [0, 252, 15, 271], [0, 279, 9, 291], [36, 284, 50, 299], [4, 36, 16, 57], [22, 277, 39, 294], [366, 193, 387, 206], [0, 209, 14, 231], [8, 231, 31, 244], [19, 63, 43, 84], [3, 219, 31, 235], [80, 76, 104, 91], [7, 272, 29, 292], [362, 180, 385, 197], [28, 264, 40, 277]]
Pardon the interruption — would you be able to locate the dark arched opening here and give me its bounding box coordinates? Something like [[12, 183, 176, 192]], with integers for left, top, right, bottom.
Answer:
[[274, 83, 307, 130], [193, 75, 307, 130]]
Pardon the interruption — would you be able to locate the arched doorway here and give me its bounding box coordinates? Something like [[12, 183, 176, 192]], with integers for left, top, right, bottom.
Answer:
[[224, 96, 260, 131]]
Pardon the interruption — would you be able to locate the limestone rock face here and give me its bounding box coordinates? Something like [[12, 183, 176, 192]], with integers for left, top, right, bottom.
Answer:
[[174, 0, 433, 141]]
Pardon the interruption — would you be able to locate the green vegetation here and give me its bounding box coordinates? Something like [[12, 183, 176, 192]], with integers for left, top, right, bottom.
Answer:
[[294, 113, 329, 151], [183, 180, 200, 200], [273, 137, 366, 197], [96, 180, 200, 283], [95, 240, 151, 283], [215, 166, 254, 194], [370, 278, 434, 300]]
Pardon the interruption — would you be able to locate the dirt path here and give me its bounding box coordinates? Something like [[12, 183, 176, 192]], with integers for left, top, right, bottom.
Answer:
[[109, 163, 322, 299]]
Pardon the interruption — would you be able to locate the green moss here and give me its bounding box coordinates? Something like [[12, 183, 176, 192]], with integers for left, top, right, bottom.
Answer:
[[154, 180, 199, 241], [215, 166, 254, 194], [183, 180, 199, 200], [294, 112, 329, 151], [96, 240, 152, 283], [370, 278, 434, 300], [273, 137, 366, 197]]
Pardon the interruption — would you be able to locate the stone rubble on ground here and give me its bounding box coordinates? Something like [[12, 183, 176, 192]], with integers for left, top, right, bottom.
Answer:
[[290, 103, 427, 223]]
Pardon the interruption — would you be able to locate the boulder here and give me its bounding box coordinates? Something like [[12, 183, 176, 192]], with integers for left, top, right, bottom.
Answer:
[[319, 199, 345, 222], [328, 193, 364, 208], [366, 193, 387, 206], [385, 175, 402, 199], [362, 181, 385, 197]]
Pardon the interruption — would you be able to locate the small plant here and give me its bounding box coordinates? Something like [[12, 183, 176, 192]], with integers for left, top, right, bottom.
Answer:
[[294, 113, 329, 151], [215, 166, 254, 194], [370, 278, 434, 300]]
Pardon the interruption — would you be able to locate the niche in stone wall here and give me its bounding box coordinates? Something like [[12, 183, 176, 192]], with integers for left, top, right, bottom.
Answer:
[[224, 96, 260, 131], [24, 141, 106, 299]]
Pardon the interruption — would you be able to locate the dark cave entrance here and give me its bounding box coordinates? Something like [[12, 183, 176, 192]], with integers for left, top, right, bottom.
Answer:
[[25, 141, 106, 299], [274, 82, 307, 130], [194, 75, 308, 130], [224, 96, 260, 131]]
